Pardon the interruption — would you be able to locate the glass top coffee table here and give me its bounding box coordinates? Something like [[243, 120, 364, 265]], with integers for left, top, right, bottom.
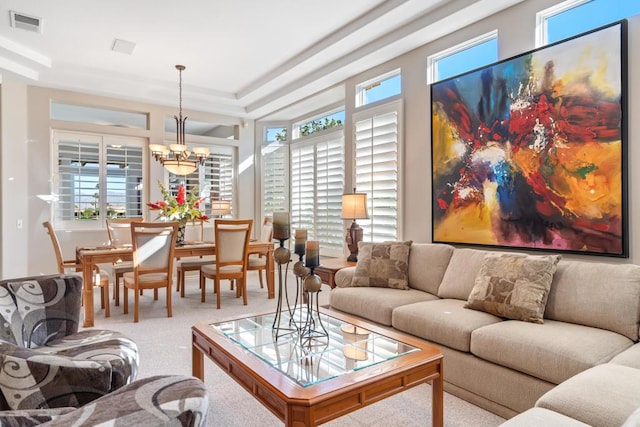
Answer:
[[192, 308, 443, 426]]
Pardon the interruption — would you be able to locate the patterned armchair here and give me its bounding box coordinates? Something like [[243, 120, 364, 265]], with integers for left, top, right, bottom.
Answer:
[[0, 274, 139, 411]]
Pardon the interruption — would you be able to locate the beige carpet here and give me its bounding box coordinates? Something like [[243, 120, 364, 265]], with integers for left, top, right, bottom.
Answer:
[[86, 270, 505, 426]]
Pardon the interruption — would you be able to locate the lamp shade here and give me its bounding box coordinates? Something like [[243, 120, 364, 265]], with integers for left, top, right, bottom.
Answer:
[[210, 200, 231, 216], [341, 193, 369, 220]]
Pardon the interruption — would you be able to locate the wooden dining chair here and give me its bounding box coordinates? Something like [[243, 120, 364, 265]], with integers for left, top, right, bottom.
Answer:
[[42, 221, 111, 316], [175, 220, 216, 297], [106, 218, 143, 306], [122, 222, 178, 322], [246, 221, 273, 289], [200, 219, 253, 309]]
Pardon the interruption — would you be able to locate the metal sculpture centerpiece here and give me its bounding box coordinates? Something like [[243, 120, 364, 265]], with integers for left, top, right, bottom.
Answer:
[[271, 212, 327, 343]]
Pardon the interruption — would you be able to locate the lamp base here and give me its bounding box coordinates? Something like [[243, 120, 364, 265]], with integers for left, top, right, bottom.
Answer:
[[345, 221, 363, 262]]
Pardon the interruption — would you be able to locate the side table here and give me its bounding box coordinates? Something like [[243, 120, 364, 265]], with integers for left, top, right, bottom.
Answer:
[[315, 258, 356, 288]]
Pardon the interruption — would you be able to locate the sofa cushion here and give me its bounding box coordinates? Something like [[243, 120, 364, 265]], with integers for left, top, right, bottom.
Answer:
[[609, 343, 640, 369], [437, 248, 498, 300], [499, 407, 591, 427], [471, 319, 633, 385], [408, 243, 455, 294], [536, 364, 640, 427], [352, 241, 412, 290], [330, 287, 436, 325], [545, 260, 640, 341], [465, 253, 560, 323], [392, 299, 502, 352]]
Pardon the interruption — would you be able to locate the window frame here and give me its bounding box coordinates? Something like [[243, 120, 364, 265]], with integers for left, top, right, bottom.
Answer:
[[355, 69, 401, 108], [535, 0, 591, 47], [427, 30, 498, 84], [51, 130, 146, 230]]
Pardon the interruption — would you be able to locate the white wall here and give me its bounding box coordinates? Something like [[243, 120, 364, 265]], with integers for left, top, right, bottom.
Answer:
[[0, 77, 29, 277]]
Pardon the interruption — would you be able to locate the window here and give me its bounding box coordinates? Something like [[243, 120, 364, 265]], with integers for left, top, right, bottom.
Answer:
[[353, 101, 402, 242], [291, 132, 345, 257], [356, 70, 401, 107], [428, 31, 498, 83], [168, 147, 235, 217], [538, 0, 640, 46], [262, 126, 288, 218], [53, 131, 144, 228], [292, 110, 345, 139]]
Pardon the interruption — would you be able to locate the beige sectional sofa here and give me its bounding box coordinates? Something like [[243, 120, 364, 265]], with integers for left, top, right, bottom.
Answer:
[[329, 243, 640, 424]]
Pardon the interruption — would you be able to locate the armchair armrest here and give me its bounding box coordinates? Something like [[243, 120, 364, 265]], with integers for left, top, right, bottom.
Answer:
[[0, 343, 112, 410], [334, 266, 357, 288], [0, 408, 75, 427], [40, 375, 209, 427]]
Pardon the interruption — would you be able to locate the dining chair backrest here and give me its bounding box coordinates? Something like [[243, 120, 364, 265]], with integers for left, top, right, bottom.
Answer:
[[42, 221, 67, 274], [259, 223, 273, 243], [214, 219, 253, 265], [106, 218, 143, 248], [184, 220, 205, 242], [130, 222, 178, 274]]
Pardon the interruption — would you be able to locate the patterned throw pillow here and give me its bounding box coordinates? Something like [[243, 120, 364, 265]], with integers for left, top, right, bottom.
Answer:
[[352, 241, 412, 290], [465, 253, 561, 323]]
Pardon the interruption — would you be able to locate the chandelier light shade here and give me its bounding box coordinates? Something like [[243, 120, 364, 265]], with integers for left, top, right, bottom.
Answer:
[[341, 189, 369, 262], [150, 65, 210, 176]]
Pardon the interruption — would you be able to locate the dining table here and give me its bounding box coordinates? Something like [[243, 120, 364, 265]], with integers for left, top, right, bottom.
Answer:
[[76, 241, 275, 327]]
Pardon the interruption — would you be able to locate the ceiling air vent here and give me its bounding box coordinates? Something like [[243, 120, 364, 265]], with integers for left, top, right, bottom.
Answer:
[[9, 11, 43, 33]]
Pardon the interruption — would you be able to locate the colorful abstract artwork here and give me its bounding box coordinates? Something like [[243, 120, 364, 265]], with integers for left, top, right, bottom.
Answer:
[[431, 21, 627, 257]]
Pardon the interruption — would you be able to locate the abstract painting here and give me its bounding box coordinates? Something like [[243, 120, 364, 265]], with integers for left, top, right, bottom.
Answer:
[[431, 21, 627, 257]]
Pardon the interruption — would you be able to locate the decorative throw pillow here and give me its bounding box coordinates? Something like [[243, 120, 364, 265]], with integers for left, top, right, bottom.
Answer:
[[465, 253, 561, 323], [352, 241, 412, 290]]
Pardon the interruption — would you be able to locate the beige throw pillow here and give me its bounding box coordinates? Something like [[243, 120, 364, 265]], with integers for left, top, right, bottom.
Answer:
[[465, 253, 561, 323], [352, 241, 412, 290]]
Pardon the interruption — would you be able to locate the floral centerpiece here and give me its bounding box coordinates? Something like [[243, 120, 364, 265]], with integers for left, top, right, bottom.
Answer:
[[147, 181, 208, 243]]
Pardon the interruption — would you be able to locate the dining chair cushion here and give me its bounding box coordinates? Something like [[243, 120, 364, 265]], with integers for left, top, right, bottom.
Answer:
[[177, 256, 216, 269], [123, 272, 169, 284], [113, 261, 133, 273], [248, 255, 267, 267], [201, 264, 243, 275]]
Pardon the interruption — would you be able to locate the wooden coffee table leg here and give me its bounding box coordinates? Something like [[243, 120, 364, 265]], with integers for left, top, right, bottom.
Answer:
[[192, 343, 204, 381], [432, 362, 444, 427]]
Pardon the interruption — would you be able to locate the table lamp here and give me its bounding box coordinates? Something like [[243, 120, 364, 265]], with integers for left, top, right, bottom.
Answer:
[[210, 200, 231, 218], [341, 189, 369, 262]]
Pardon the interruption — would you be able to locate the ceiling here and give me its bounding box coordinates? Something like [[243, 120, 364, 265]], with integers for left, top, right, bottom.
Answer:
[[0, 0, 524, 121]]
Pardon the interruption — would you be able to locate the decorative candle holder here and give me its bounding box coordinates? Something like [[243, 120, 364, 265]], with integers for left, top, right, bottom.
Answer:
[[298, 267, 328, 344], [290, 253, 310, 326], [272, 238, 298, 340]]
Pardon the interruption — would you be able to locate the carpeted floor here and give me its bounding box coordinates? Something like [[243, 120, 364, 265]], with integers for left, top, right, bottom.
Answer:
[[86, 270, 505, 426]]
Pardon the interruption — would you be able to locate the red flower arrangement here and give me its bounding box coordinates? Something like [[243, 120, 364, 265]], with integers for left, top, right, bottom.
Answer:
[[147, 181, 209, 223]]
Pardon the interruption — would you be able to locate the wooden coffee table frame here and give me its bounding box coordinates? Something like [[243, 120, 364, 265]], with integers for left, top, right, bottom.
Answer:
[[192, 308, 443, 427]]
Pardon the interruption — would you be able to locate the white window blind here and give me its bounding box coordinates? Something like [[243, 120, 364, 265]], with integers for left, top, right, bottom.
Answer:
[[53, 131, 144, 228], [262, 141, 288, 217], [169, 148, 235, 217], [354, 102, 401, 242], [291, 132, 344, 257]]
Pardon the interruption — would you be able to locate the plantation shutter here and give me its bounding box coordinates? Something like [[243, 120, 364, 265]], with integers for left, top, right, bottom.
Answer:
[[262, 141, 288, 217], [291, 145, 315, 238], [291, 132, 345, 257], [315, 137, 345, 254], [354, 103, 400, 242], [56, 138, 101, 222], [105, 144, 143, 218]]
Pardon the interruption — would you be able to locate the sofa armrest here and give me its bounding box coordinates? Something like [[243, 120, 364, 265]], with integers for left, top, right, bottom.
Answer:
[[0, 343, 112, 411], [40, 375, 209, 427], [334, 266, 357, 288]]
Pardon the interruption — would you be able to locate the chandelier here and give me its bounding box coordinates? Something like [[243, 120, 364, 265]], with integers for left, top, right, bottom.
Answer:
[[149, 65, 209, 175]]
